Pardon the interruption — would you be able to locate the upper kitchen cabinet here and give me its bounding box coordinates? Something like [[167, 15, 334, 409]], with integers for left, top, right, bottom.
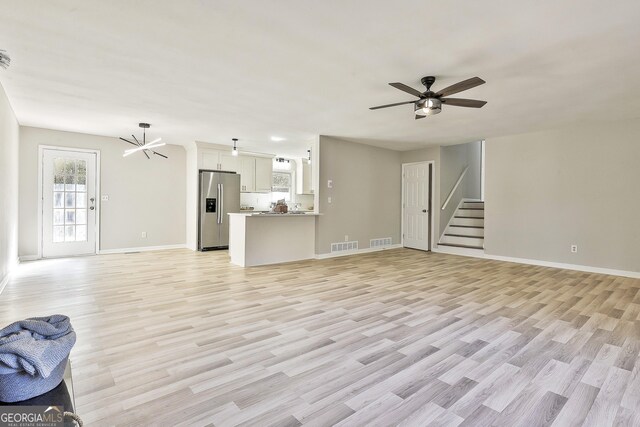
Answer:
[[199, 148, 240, 173], [254, 157, 273, 193], [239, 155, 272, 193], [296, 159, 313, 194]]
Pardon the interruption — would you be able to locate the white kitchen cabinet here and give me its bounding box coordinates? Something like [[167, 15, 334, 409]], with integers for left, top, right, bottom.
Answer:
[[254, 157, 273, 193], [237, 156, 272, 193], [200, 150, 221, 170], [219, 153, 240, 173], [239, 156, 255, 192], [199, 149, 240, 173], [296, 159, 313, 194]]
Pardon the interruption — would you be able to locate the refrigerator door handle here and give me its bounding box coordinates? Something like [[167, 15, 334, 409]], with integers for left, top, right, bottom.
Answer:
[[217, 183, 222, 224], [220, 184, 224, 224]]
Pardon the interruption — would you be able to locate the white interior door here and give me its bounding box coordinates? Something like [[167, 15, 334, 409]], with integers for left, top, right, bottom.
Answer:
[[42, 149, 97, 258], [403, 162, 431, 251]]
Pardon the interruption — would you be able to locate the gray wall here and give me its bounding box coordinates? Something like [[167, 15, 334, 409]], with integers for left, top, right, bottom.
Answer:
[[315, 136, 401, 254], [19, 127, 187, 256], [439, 141, 482, 236], [0, 82, 19, 284], [485, 118, 640, 272]]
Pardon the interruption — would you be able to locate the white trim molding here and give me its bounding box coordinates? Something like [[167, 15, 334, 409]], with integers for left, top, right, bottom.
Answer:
[[433, 246, 640, 279], [19, 255, 39, 262], [315, 244, 403, 260], [98, 244, 187, 255], [0, 257, 19, 294]]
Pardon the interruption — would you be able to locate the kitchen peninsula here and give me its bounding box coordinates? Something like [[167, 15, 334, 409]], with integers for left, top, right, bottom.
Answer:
[[228, 212, 320, 267]]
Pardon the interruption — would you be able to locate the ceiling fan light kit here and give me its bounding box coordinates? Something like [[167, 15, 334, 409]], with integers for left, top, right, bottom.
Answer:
[[119, 123, 167, 159], [370, 75, 486, 120]]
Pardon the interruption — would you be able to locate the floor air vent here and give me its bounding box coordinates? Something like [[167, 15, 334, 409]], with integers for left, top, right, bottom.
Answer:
[[331, 241, 359, 253], [370, 237, 392, 248]]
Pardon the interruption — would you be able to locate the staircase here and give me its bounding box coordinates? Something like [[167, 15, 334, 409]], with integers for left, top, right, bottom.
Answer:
[[438, 200, 484, 250]]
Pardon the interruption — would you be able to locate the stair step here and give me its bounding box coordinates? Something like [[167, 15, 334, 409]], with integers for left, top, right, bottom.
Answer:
[[455, 216, 485, 219], [445, 233, 483, 238], [446, 227, 484, 237], [458, 208, 484, 210], [449, 225, 484, 229], [440, 235, 485, 247], [438, 243, 484, 250], [450, 217, 484, 227]]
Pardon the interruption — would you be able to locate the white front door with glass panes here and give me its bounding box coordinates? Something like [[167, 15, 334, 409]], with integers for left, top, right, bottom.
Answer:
[[42, 149, 97, 258]]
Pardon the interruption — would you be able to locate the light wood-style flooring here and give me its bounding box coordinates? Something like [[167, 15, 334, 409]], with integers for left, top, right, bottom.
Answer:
[[2, 248, 640, 426]]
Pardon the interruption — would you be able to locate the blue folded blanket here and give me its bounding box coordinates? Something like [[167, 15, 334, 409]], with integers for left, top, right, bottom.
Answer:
[[0, 315, 76, 402]]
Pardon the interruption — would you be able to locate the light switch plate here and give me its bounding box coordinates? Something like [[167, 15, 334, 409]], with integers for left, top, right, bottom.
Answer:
[[327, 180, 333, 188]]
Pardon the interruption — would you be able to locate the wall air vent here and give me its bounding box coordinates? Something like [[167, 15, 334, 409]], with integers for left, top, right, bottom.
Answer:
[[331, 241, 358, 253], [370, 237, 392, 248]]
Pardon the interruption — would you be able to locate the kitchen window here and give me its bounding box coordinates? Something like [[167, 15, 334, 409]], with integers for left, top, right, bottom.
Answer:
[[272, 171, 292, 201]]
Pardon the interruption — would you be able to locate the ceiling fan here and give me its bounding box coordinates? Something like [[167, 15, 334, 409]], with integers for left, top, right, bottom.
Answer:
[[370, 76, 487, 119]]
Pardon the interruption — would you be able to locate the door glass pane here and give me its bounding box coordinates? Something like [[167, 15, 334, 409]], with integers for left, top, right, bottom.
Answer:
[[64, 159, 76, 176], [64, 174, 76, 192], [53, 209, 64, 225], [65, 225, 76, 242], [53, 226, 65, 242], [53, 158, 65, 175], [76, 225, 87, 242], [76, 174, 86, 192], [54, 175, 64, 191], [54, 192, 64, 208], [65, 210, 76, 224], [76, 209, 86, 225], [65, 192, 75, 208], [76, 193, 86, 208]]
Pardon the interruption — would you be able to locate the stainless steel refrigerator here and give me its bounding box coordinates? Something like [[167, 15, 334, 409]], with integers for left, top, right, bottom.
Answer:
[[198, 170, 241, 250]]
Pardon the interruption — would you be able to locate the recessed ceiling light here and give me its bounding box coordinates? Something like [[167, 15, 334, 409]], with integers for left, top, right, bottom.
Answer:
[[270, 136, 285, 142]]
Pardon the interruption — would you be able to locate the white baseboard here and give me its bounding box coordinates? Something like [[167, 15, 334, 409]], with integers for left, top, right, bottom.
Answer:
[[19, 255, 39, 262], [316, 244, 403, 260], [0, 273, 9, 295], [0, 257, 20, 294], [432, 246, 640, 279], [98, 244, 187, 255]]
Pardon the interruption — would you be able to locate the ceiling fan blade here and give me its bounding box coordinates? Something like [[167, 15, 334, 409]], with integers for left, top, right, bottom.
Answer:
[[441, 98, 487, 108], [415, 114, 426, 120], [436, 77, 485, 97], [389, 82, 424, 98], [370, 100, 416, 110], [152, 151, 168, 159]]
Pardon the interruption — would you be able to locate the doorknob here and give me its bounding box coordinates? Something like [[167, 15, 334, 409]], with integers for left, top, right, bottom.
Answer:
[[422, 209, 427, 213], [89, 206, 95, 210]]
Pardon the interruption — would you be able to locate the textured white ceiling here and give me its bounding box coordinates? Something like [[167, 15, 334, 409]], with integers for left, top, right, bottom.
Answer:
[[1, 0, 640, 156]]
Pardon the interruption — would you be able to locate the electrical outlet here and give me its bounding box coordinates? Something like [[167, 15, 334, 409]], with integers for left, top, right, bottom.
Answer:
[[345, 235, 349, 242], [327, 180, 333, 188], [101, 195, 109, 201], [328, 197, 332, 204], [141, 232, 147, 238], [571, 244, 578, 253]]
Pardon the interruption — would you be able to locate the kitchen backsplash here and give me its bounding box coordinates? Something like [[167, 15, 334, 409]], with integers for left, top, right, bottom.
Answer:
[[240, 192, 314, 211]]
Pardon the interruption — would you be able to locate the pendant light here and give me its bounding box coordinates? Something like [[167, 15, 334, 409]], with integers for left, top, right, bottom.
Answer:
[[232, 138, 239, 156], [119, 123, 167, 159]]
